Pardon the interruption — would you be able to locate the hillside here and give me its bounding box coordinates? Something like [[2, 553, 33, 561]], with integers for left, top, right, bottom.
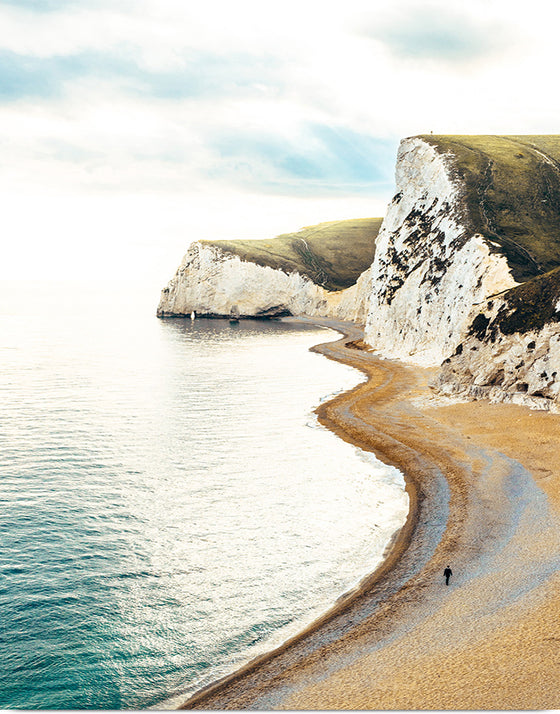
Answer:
[[202, 217, 381, 291], [362, 133, 560, 409], [157, 217, 381, 320], [421, 135, 560, 282]]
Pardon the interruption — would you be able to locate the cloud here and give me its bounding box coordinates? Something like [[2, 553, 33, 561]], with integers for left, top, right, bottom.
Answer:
[[0, 0, 74, 10], [0, 0, 554, 282], [209, 124, 398, 196], [366, 5, 510, 64], [0, 0, 119, 11], [0, 48, 283, 102], [142, 54, 283, 101], [0, 50, 147, 100]]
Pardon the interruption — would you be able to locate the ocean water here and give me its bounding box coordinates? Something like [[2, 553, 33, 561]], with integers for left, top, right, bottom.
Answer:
[[0, 280, 408, 710]]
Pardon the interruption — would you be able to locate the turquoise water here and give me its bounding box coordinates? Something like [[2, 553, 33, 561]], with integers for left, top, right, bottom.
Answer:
[[0, 281, 407, 709]]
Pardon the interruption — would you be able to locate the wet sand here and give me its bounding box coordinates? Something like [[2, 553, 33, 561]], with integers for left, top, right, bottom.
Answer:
[[180, 320, 560, 710]]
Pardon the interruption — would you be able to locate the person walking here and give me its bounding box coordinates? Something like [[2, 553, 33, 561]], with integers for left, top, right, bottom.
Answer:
[[444, 566, 452, 586]]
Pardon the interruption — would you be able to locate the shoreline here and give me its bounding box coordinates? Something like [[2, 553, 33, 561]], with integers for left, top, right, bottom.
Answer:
[[178, 319, 451, 709], [166, 319, 423, 708], [179, 318, 560, 710]]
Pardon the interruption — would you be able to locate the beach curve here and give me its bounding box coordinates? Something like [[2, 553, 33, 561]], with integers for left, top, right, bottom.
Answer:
[[180, 319, 560, 710]]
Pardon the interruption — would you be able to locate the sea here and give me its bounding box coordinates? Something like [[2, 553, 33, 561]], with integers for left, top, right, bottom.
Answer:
[[0, 280, 408, 710]]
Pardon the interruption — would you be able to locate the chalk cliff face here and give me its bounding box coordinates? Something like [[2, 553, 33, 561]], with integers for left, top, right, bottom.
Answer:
[[157, 219, 381, 322], [362, 134, 560, 410], [363, 138, 515, 366], [158, 242, 350, 320], [435, 269, 560, 411]]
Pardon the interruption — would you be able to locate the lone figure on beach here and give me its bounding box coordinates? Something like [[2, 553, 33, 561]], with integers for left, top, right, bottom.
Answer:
[[444, 566, 452, 586]]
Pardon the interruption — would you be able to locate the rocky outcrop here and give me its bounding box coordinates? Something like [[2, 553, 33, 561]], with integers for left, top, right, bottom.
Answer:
[[157, 219, 381, 322], [362, 134, 560, 410], [435, 269, 560, 411], [158, 133, 560, 410], [158, 242, 340, 319]]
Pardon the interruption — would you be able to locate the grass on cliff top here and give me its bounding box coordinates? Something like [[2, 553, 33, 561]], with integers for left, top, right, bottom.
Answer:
[[201, 217, 381, 291], [420, 134, 560, 282]]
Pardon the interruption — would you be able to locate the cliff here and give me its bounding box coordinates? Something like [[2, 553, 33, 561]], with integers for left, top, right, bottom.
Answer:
[[157, 218, 381, 321], [364, 137, 515, 365], [363, 134, 560, 410], [435, 268, 560, 410], [158, 134, 560, 411]]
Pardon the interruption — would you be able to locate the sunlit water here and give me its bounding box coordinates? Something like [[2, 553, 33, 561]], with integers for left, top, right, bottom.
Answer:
[[0, 280, 407, 710]]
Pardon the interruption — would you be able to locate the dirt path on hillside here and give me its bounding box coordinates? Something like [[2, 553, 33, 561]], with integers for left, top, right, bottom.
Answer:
[[180, 320, 560, 710]]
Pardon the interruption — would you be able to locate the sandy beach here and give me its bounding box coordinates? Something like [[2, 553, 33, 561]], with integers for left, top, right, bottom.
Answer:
[[180, 319, 560, 710]]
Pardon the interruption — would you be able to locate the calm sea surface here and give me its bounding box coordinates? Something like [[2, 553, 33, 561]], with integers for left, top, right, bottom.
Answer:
[[0, 280, 407, 710]]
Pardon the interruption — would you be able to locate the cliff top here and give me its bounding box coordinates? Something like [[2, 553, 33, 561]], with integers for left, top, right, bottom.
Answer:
[[201, 217, 381, 291], [418, 134, 560, 282]]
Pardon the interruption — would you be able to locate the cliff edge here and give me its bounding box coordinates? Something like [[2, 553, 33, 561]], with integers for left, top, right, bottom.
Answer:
[[157, 218, 381, 322]]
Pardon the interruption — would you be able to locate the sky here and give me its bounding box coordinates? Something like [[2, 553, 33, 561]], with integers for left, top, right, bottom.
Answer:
[[0, 0, 558, 285]]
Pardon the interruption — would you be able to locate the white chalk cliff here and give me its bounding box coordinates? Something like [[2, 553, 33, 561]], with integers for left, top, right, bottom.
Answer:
[[363, 138, 516, 366], [434, 270, 560, 412], [157, 217, 379, 323], [157, 242, 371, 323]]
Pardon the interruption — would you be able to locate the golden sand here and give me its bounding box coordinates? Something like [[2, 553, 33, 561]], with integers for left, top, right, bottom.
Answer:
[[180, 320, 560, 710]]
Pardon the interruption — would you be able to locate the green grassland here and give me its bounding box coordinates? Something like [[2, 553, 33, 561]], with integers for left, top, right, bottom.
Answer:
[[494, 265, 560, 335], [421, 134, 560, 282], [201, 218, 382, 291]]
